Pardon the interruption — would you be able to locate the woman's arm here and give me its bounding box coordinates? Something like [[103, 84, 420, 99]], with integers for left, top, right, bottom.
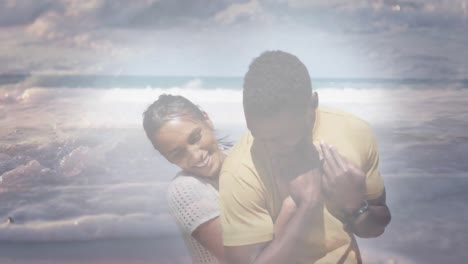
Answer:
[[274, 196, 297, 237], [192, 195, 298, 263], [193, 217, 227, 263]]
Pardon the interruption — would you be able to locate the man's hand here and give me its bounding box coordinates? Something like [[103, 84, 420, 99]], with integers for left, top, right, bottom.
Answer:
[[319, 142, 366, 215], [288, 168, 323, 209]]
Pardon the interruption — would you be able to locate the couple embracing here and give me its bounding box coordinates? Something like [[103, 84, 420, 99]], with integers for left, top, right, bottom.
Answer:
[[143, 51, 391, 264]]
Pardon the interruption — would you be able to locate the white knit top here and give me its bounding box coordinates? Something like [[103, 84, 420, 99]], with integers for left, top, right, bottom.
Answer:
[[167, 171, 220, 264]]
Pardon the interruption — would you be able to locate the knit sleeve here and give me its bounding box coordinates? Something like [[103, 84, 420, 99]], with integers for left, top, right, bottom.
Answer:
[[166, 175, 219, 234]]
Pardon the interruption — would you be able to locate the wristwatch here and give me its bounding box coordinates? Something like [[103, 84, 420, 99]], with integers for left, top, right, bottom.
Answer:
[[344, 200, 369, 230], [353, 200, 369, 218]]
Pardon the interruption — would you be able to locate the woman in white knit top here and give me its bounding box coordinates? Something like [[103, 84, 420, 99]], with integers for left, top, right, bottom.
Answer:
[[143, 94, 296, 264]]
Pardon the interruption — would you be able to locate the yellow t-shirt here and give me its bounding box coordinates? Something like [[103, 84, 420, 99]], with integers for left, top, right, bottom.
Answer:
[[219, 107, 385, 264]]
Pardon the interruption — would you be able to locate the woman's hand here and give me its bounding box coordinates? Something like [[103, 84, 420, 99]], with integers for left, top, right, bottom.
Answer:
[[274, 196, 298, 238]]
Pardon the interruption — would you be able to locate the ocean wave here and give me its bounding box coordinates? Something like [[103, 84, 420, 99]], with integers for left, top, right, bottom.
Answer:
[[0, 213, 174, 242], [1, 82, 468, 243], [2, 85, 468, 129]]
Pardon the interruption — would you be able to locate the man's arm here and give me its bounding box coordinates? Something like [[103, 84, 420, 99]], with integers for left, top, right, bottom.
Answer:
[[223, 169, 322, 264], [320, 142, 391, 238], [345, 189, 391, 238]]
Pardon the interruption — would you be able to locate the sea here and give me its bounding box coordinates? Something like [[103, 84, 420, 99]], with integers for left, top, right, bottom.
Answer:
[[0, 75, 467, 263]]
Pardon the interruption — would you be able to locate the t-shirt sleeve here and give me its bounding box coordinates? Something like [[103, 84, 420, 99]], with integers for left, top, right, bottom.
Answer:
[[166, 176, 219, 234], [361, 126, 385, 201], [219, 165, 274, 246]]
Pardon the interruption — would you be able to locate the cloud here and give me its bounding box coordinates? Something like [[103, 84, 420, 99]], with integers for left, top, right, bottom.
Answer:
[[26, 10, 62, 39], [0, 0, 58, 27], [0, 161, 176, 241], [214, 0, 271, 26], [261, 0, 467, 36], [24, 8, 114, 51], [18, 0, 238, 30], [1, 0, 468, 77]]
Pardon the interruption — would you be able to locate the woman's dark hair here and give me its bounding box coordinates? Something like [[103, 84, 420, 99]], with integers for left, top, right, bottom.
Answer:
[[142, 94, 232, 150]]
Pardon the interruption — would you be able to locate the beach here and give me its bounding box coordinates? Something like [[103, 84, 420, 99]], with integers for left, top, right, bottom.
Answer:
[[1, 76, 467, 263]]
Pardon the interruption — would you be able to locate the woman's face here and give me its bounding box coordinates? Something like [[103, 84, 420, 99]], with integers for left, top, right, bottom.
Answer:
[[152, 115, 224, 178]]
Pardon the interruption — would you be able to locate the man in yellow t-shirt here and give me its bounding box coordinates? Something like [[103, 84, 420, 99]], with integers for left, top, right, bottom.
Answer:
[[219, 51, 391, 264]]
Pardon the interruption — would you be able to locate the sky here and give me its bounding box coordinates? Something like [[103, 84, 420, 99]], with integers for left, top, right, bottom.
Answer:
[[0, 0, 467, 78]]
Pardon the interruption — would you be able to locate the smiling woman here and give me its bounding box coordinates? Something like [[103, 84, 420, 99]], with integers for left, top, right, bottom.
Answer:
[[142, 94, 229, 264]]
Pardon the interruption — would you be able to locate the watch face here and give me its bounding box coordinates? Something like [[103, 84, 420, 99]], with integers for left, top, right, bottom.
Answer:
[[357, 200, 369, 215]]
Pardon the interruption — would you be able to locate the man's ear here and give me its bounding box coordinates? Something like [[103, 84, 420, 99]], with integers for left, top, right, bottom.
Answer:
[[311, 91, 319, 109], [202, 111, 215, 130], [306, 92, 319, 123]]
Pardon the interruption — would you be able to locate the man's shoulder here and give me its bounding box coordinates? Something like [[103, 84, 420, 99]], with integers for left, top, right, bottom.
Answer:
[[221, 132, 255, 173], [317, 106, 373, 136], [318, 106, 370, 126], [220, 132, 265, 192]]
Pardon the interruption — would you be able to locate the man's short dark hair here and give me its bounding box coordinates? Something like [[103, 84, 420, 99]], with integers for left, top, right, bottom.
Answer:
[[243, 50, 312, 120]]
